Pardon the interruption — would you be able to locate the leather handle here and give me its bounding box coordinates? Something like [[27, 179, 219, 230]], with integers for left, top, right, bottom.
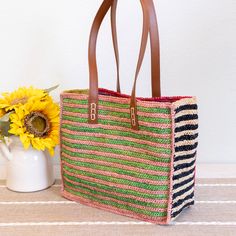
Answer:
[[130, 1, 150, 129], [130, 0, 161, 129], [110, 0, 161, 97], [88, 0, 160, 129], [88, 0, 112, 124], [111, 0, 121, 93]]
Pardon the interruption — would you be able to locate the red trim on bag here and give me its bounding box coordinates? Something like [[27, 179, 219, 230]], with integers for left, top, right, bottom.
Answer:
[[99, 88, 191, 103]]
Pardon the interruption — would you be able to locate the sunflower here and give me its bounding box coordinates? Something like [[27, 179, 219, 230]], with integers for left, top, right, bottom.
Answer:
[[9, 97, 59, 156], [0, 109, 5, 118], [0, 86, 47, 112]]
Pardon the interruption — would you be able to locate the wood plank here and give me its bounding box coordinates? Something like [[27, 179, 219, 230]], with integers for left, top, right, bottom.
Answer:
[[0, 225, 236, 236], [0, 179, 236, 236], [0, 202, 236, 222]]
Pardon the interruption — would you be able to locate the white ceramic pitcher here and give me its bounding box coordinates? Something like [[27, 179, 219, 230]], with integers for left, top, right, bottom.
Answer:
[[0, 136, 55, 192]]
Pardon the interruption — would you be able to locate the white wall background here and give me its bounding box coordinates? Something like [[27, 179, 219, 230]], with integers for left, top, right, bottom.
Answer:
[[0, 0, 235, 167]]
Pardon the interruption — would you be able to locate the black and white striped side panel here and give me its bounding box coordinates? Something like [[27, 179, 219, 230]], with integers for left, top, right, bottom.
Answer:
[[171, 103, 198, 220]]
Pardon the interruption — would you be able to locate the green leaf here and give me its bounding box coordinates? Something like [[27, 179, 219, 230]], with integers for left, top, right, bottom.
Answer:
[[0, 121, 10, 137], [44, 85, 59, 94], [0, 111, 13, 122]]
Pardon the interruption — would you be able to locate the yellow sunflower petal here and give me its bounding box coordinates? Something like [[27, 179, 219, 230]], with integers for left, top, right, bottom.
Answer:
[[47, 148, 55, 157], [0, 87, 46, 111], [20, 134, 31, 149], [31, 138, 45, 151], [8, 95, 59, 155], [0, 109, 6, 118]]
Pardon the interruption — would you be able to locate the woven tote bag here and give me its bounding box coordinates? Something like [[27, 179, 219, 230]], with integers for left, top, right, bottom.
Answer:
[[60, 0, 198, 225]]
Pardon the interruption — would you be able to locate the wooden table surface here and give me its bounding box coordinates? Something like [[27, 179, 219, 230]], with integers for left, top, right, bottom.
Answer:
[[0, 179, 236, 236]]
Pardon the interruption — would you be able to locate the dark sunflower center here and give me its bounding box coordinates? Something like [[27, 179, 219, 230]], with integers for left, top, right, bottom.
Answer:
[[24, 111, 50, 138]]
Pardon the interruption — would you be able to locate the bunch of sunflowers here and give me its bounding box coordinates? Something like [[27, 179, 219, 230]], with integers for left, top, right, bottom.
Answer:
[[0, 86, 59, 156]]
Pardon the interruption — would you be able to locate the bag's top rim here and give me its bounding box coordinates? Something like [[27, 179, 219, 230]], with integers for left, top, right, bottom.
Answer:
[[61, 88, 195, 103]]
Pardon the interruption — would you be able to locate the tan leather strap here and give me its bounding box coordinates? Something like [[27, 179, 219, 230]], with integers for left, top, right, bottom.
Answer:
[[148, 0, 161, 98], [88, 0, 113, 124], [111, 0, 121, 93], [110, 0, 161, 97], [130, 0, 150, 129], [88, 0, 159, 129], [130, 0, 161, 129]]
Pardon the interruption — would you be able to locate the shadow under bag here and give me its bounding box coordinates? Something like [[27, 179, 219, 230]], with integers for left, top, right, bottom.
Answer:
[[60, 0, 198, 224]]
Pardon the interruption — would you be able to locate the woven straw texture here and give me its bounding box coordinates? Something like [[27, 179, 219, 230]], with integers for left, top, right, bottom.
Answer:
[[60, 89, 198, 224], [171, 99, 198, 220]]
